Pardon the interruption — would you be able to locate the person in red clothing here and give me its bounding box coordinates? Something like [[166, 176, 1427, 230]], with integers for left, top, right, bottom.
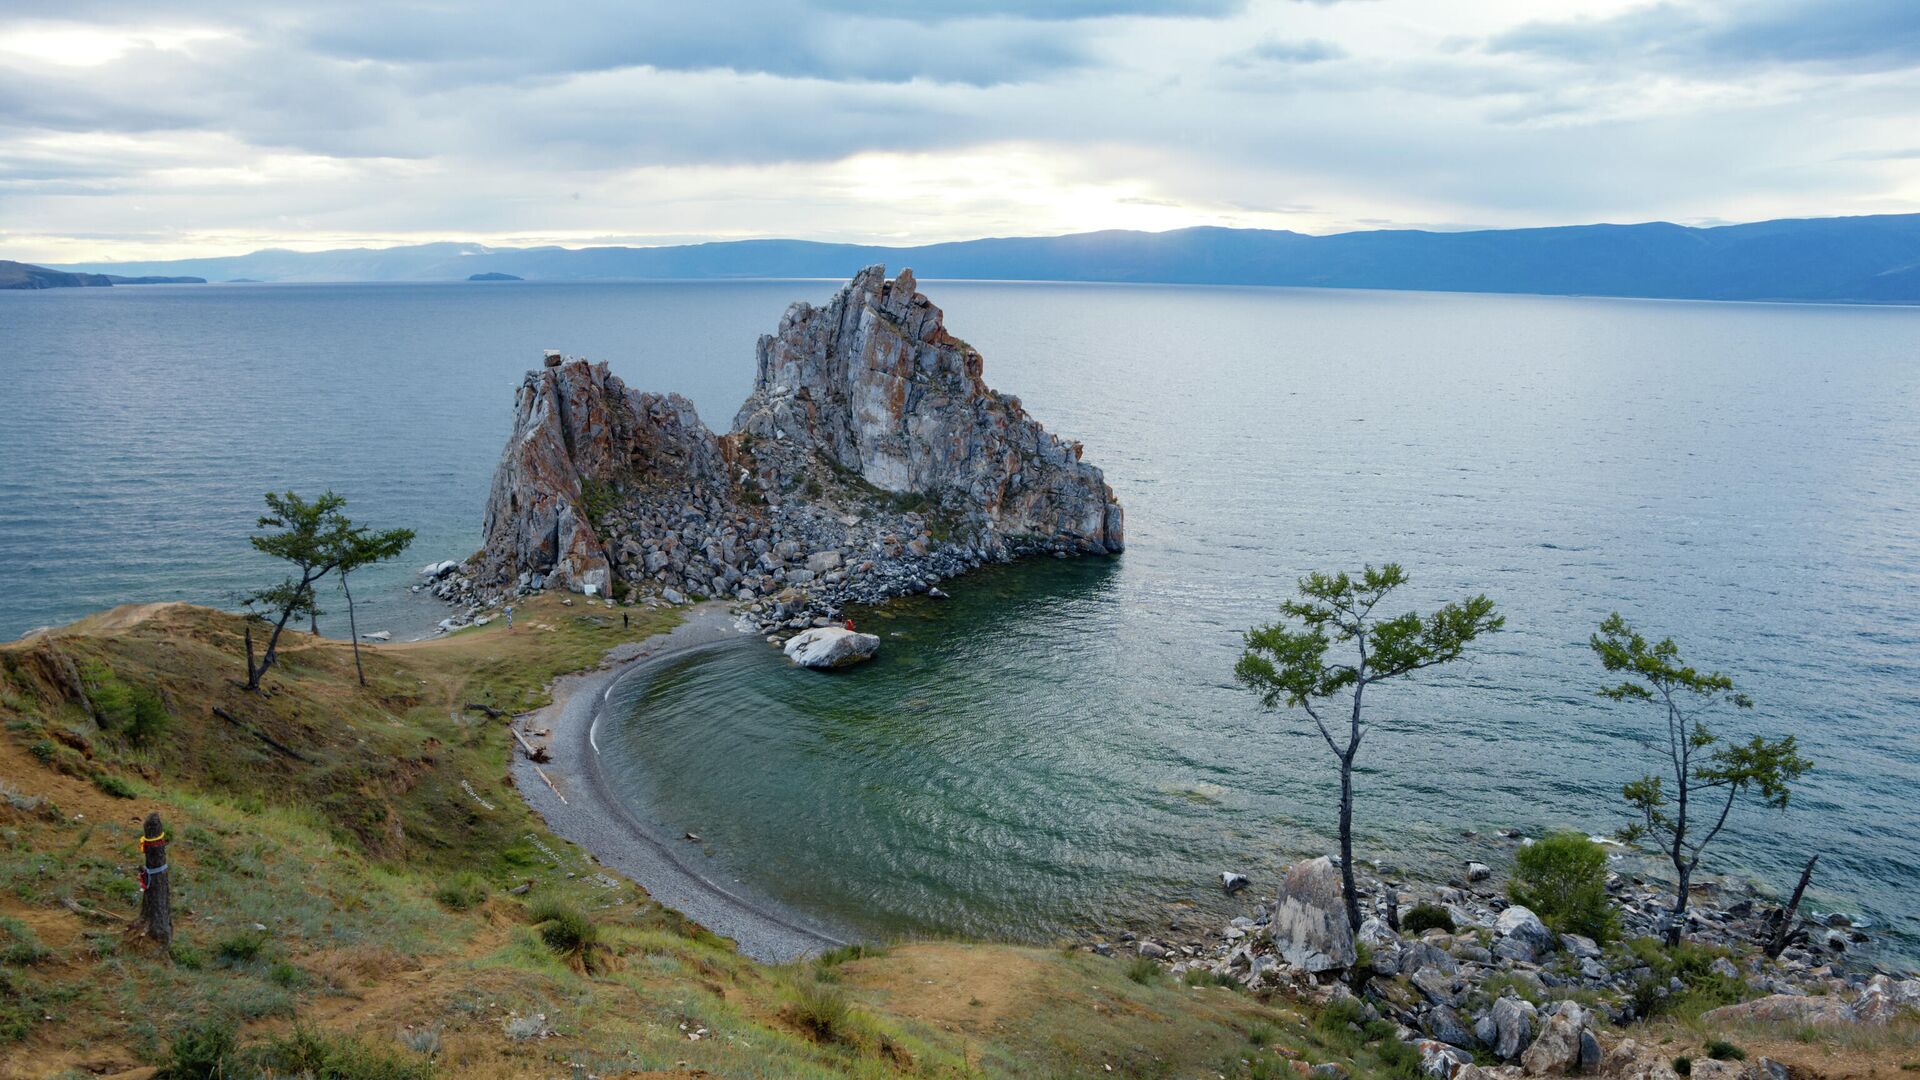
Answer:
[[844, 619, 855, 631]]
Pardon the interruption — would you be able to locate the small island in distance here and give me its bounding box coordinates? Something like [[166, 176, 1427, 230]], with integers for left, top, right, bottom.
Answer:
[[467, 271, 523, 281], [0, 259, 204, 289]]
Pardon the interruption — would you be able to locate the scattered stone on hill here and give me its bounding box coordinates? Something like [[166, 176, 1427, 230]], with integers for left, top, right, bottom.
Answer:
[[1098, 830, 1917, 1080], [463, 266, 1124, 640]]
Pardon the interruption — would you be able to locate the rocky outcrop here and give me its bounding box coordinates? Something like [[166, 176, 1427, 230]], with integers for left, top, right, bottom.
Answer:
[[475, 358, 730, 596], [469, 268, 1124, 630]]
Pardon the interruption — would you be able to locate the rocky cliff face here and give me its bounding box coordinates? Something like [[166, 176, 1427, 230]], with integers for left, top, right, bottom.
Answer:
[[475, 358, 731, 595], [469, 267, 1123, 626], [733, 266, 1123, 555]]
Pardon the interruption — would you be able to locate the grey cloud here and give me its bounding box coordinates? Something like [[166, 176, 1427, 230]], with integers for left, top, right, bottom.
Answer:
[[1493, 0, 1920, 73], [1234, 38, 1347, 64]]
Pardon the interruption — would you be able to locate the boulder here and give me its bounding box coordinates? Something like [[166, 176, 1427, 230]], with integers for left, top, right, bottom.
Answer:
[[1220, 872, 1250, 895], [1493, 905, 1555, 963], [1466, 862, 1492, 883], [1700, 994, 1856, 1027], [1490, 996, 1537, 1061], [1577, 1029, 1602, 1073], [1519, 1005, 1585, 1075], [805, 550, 843, 573], [1423, 1005, 1477, 1049], [359, 630, 391, 642], [782, 626, 881, 670], [1415, 1040, 1472, 1079], [1271, 856, 1356, 973], [1852, 975, 1920, 1024]]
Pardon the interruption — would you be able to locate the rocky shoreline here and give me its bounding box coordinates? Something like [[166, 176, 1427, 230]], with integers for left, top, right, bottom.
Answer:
[[1094, 847, 1917, 1078]]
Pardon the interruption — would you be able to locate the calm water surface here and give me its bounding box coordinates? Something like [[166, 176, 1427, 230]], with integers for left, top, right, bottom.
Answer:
[[3, 281, 1916, 959]]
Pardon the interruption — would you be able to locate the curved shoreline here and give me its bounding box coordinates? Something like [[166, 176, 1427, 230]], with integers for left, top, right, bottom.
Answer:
[[510, 602, 850, 962]]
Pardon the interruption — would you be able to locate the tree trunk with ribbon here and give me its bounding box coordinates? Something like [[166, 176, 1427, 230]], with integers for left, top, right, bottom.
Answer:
[[128, 811, 172, 950]]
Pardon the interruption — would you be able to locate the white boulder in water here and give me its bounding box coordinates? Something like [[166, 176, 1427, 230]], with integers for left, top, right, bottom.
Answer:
[[359, 630, 392, 642], [782, 626, 880, 670], [421, 560, 459, 579]]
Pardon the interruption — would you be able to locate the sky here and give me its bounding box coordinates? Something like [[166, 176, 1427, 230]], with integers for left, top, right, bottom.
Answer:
[[1, 0, 1917, 263]]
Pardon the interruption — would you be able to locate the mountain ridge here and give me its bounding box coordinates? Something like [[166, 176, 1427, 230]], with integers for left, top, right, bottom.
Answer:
[[39, 212, 1920, 303]]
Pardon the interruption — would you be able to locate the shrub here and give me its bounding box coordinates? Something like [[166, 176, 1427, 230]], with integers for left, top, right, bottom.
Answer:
[[787, 981, 852, 1042], [245, 1025, 433, 1080], [1124, 955, 1162, 984], [1622, 937, 1746, 1019], [1247, 1020, 1277, 1046], [528, 899, 603, 972], [0, 917, 49, 966], [268, 961, 305, 988], [433, 874, 488, 911], [1509, 831, 1619, 943], [126, 687, 170, 746], [84, 662, 135, 731], [215, 930, 267, 967], [1402, 902, 1456, 935], [1673, 1055, 1694, 1076], [816, 943, 886, 968], [161, 1018, 237, 1080], [92, 773, 136, 799], [1705, 1039, 1746, 1061]]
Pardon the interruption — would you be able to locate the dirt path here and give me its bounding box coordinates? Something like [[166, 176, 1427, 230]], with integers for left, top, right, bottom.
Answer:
[[508, 603, 849, 963]]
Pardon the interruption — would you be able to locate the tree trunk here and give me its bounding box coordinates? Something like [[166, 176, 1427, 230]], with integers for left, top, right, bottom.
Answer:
[[1766, 855, 1818, 958], [342, 571, 365, 686], [245, 622, 256, 685], [1339, 755, 1361, 932], [249, 603, 299, 691], [1667, 863, 1692, 947], [128, 811, 172, 950]]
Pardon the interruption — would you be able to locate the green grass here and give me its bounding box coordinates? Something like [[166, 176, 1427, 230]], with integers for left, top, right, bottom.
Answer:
[[91, 772, 136, 799]]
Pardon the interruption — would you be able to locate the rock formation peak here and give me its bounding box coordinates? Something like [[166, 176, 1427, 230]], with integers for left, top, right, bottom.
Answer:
[[472, 267, 1123, 624]]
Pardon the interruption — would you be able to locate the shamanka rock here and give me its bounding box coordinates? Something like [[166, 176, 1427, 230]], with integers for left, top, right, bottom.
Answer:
[[470, 267, 1124, 624]]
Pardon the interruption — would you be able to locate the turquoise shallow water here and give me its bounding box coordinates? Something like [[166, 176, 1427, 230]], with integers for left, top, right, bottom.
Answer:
[[3, 281, 1917, 960]]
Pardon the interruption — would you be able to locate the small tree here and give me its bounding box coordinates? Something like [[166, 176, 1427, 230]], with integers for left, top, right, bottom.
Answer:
[[1592, 613, 1812, 945], [333, 523, 415, 686], [1510, 831, 1619, 943], [1237, 565, 1502, 932], [244, 491, 347, 691]]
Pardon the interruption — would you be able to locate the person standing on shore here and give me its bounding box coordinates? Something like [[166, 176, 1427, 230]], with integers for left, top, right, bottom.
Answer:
[[506, 605, 513, 633]]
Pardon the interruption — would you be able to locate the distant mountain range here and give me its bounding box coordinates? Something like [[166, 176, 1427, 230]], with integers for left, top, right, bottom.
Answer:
[[39, 213, 1920, 302], [0, 260, 204, 289]]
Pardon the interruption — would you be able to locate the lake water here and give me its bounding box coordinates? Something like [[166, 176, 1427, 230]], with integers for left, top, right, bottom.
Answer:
[[3, 281, 1916, 961]]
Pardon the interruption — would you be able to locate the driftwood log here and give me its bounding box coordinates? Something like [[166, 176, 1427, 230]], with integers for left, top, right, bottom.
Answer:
[[127, 811, 172, 949], [211, 705, 313, 763], [508, 724, 551, 763]]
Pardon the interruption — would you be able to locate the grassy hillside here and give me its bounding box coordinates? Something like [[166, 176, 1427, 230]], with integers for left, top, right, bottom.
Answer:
[[0, 599, 1348, 1079]]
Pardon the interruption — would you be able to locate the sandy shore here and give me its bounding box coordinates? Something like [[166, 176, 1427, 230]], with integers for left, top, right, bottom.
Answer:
[[510, 602, 849, 962]]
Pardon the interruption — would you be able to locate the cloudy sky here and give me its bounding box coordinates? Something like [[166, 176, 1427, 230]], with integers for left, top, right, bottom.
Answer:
[[2, 0, 1916, 262]]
